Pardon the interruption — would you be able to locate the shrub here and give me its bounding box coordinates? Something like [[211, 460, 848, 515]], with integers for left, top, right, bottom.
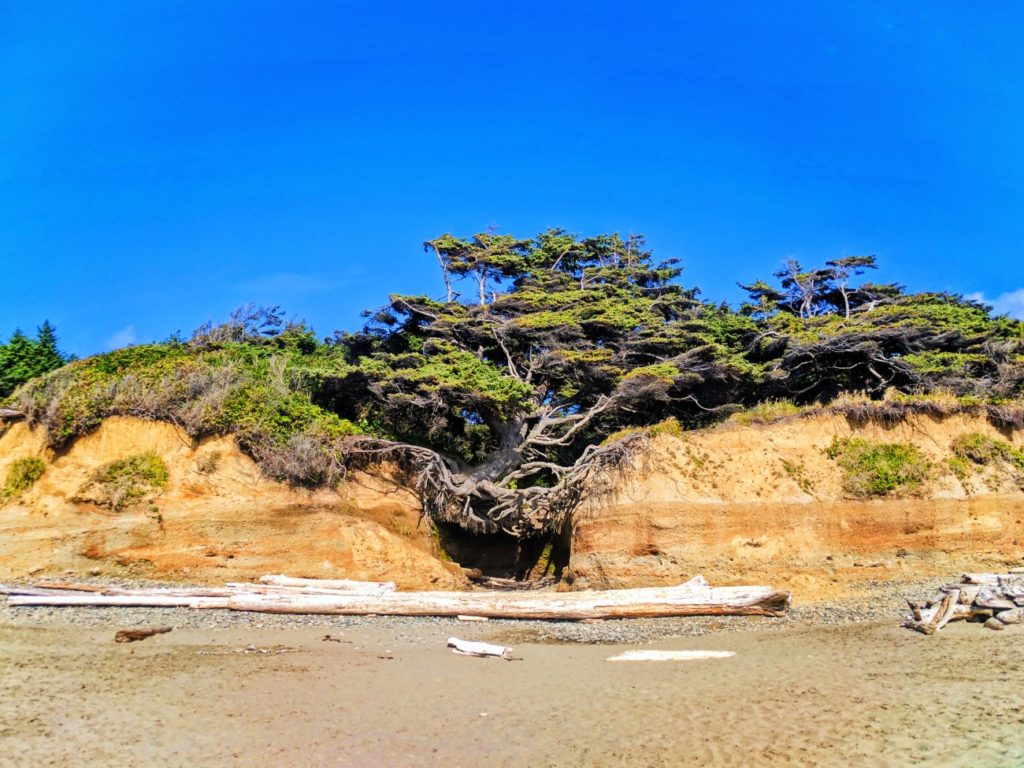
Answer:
[[951, 432, 1024, 470], [3, 457, 46, 498], [86, 453, 169, 511], [950, 432, 1024, 487], [826, 437, 930, 497], [195, 450, 222, 474]]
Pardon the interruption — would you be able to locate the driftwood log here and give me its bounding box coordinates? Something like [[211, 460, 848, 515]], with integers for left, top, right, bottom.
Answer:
[[904, 572, 1024, 634], [3, 574, 791, 621], [447, 637, 512, 658]]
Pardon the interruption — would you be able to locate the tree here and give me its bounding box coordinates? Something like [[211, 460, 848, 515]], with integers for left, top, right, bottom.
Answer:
[[0, 322, 73, 398], [329, 230, 751, 538], [424, 232, 533, 306], [824, 255, 877, 318], [773, 260, 837, 318], [744, 255, 885, 320]]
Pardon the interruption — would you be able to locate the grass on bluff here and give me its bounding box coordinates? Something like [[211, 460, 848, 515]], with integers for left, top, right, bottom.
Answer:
[[2, 456, 46, 499], [825, 389, 1024, 430], [602, 416, 685, 445], [85, 453, 169, 511], [826, 437, 931, 497], [729, 400, 802, 426]]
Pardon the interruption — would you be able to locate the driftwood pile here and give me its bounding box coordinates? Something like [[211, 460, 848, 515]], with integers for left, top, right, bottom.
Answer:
[[904, 571, 1024, 634], [1, 574, 791, 621]]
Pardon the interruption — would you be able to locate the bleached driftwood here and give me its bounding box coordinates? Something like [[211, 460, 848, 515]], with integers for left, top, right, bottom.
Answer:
[[257, 575, 396, 593], [606, 650, 735, 662], [447, 637, 512, 658], [905, 572, 1024, 634], [8, 594, 229, 609], [5, 574, 791, 621], [217, 577, 790, 620]]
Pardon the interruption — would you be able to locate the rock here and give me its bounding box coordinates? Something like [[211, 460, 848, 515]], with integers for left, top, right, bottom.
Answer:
[[88, 567, 102, 577], [984, 617, 1006, 631], [996, 608, 1024, 625]]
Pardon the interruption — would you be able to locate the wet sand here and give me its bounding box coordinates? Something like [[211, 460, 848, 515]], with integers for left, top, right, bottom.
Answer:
[[2, 616, 1023, 767]]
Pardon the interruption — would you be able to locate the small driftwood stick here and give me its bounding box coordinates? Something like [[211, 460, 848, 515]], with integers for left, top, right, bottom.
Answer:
[[447, 637, 511, 658], [607, 650, 735, 662], [115, 626, 172, 643]]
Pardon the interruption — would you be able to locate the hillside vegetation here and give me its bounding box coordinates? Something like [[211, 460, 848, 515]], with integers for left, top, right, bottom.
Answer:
[[3, 231, 1022, 540]]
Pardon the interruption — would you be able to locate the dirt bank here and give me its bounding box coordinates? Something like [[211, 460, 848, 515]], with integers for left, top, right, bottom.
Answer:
[[571, 413, 1024, 598], [0, 417, 465, 590], [2, 412, 1022, 598]]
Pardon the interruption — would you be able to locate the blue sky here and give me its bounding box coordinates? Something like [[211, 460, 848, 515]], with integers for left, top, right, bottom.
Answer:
[[2, 1, 1023, 356]]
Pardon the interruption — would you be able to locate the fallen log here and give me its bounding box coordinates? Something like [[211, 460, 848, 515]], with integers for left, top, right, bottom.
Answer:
[[9, 595, 229, 609], [6, 575, 791, 620], [219, 582, 790, 620], [469, 575, 556, 591], [257, 575, 396, 593], [960, 573, 1024, 588], [19, 580, 396, 599]]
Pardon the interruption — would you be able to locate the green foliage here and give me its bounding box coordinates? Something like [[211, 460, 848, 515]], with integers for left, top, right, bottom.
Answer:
[[730, 400, 802, 425], [950, 432, 1024, 469], [947, 455, 973, 482], [0, 321, 72, 398], [87, 453, 169, 510], [3, 457, 46, 499], [603, 417, 683, 445], [780, 459, 813, 494], [826, 437, 931, 497]]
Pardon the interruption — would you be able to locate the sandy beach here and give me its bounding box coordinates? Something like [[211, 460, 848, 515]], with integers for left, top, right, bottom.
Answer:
[[2, 602, 1023, 768]]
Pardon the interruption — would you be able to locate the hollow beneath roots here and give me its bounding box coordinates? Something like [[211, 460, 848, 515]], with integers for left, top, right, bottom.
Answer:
[[435, 520, 571, 581]]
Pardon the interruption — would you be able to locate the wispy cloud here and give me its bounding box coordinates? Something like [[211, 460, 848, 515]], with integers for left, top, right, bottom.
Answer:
[[236, 272, 337, 297], [967, 289, 1024, 319], [105, 325, 136, 350]]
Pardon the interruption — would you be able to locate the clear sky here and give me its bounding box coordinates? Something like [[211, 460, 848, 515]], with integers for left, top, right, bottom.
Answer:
[[2, 1, 1023, 356]]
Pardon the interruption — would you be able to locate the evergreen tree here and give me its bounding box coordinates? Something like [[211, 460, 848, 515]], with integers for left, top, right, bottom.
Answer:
[[0, 322, 71, 398]]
